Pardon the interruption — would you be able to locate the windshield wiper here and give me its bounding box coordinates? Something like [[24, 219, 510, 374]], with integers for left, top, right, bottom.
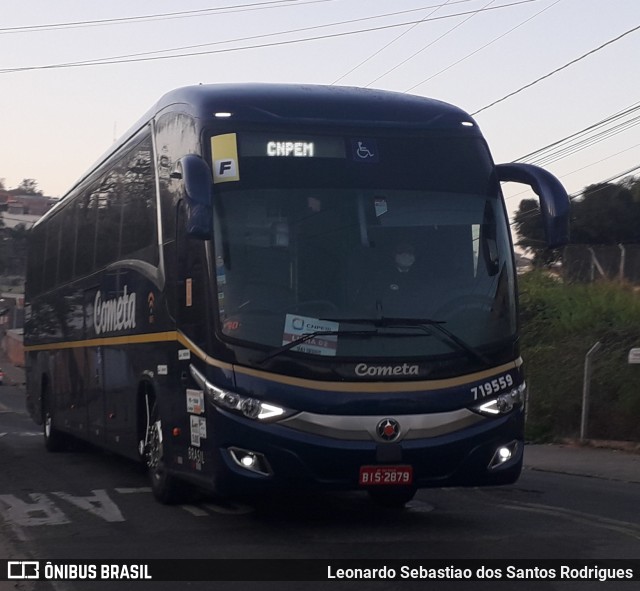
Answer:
[[322, 316, 492, 367], [257, 317, 492, 367], [256, 328, 378, 364]]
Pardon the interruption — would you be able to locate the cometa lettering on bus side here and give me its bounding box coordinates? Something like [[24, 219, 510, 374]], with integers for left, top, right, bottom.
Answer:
[[94, 286, 137, 335]]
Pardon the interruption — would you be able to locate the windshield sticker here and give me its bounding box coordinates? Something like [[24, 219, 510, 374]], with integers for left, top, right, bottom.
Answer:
[[374, 198, 388, 217], [283, 314, 338, 357], [211, 133, 240, 183]]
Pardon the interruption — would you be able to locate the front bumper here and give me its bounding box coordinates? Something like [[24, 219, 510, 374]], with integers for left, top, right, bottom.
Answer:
[[206, 407, 524, 496]]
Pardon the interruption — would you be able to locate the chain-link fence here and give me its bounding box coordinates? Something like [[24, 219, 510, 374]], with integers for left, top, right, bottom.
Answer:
[[563, 244, 640, 283]]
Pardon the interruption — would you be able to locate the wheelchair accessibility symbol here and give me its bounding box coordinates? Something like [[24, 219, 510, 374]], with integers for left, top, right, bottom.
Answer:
[[352, 139, 378, 162]]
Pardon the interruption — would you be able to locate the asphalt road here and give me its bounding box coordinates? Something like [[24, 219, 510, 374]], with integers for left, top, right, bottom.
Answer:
[[1, 363, 639, 591]]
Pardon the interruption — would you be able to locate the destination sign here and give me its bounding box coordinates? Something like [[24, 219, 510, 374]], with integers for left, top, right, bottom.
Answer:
[[239, 133, 346, 159]]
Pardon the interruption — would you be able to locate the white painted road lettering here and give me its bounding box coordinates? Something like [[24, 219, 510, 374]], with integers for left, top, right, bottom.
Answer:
[[52, 489, 125, 522], [0, 487, 254, 531], [0, 493, 71, 527]]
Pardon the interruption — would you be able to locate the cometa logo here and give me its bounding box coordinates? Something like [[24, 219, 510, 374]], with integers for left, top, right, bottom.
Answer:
[[354, 363, 419, 377], [94, 286, 137, 335]]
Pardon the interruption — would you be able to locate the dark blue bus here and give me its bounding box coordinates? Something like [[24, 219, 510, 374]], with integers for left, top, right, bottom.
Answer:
[[25, 84, 569, 506]]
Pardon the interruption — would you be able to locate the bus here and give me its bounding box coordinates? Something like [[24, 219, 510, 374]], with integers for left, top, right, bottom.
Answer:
[[25, 84, 569, 507]]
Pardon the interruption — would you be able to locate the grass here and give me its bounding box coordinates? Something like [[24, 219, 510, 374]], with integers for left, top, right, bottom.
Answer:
[[518, 271, 640, 442]]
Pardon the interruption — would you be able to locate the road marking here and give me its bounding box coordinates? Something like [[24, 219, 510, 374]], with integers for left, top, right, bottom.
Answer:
[[501, 500, 640, 541], [406, 500, 435, 513], [0, 487, 255, 533], [203, 502, 253, 515], [181, 502, 254, 517], [0, 431, 40, 437], [182, 505, 209, 517], [53, 489, 125, 522], [0, 493, 71, 531]]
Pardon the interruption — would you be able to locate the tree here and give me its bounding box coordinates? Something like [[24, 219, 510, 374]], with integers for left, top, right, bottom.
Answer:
[[15, 178, 43, 195], [571, 182, 640, 244], [514, 176, 640, 265], [513, 198, 560, 266]]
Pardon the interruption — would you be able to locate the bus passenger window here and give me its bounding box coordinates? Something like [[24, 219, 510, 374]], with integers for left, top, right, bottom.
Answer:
[[75, 190, 98, 277]]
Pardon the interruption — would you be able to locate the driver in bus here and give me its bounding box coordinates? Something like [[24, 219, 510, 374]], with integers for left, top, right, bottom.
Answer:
[[349, 242, 427, 316]]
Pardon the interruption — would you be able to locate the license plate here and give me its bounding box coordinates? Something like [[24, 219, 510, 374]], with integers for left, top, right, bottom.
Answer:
[[359, 465, 413, 486]]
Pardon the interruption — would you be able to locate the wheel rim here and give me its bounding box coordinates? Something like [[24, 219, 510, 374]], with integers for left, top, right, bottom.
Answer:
[[146, 420, 163, 478]]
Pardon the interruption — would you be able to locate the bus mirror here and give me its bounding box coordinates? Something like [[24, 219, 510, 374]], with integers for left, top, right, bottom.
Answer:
[[175, 154, 213, 240], [496, 163, 570, 248]]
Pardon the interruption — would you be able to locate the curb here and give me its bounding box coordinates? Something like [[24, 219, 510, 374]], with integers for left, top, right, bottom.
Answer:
[[557, 438, 640, 455]]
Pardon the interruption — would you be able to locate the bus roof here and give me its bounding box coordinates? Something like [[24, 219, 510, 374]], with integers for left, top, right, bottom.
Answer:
[[148, 83, 477, 129]]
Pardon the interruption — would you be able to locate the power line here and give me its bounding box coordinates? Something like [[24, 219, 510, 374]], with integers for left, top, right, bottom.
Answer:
[[0, 0, 541, 75], [515, 100, 640, 164], [559, 142, 640, 181], [43, 3, 476, 72], [504, 136, 640, 207], [499, 100, 640, 207], [366, 0, 497, 88], [472, 22, 640, 116], [404, 0, 561, 92], [0, 0, 334, 34], [529, 116, 640, 168], [331, 0, 458, 85]]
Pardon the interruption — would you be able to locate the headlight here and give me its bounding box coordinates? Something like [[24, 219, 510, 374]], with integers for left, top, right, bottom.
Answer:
[[472, 382, 526, 417], [190, 365, 294, 422]]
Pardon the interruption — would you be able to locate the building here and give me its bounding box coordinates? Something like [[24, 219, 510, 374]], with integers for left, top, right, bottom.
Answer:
[[0, 193, 56, 365]]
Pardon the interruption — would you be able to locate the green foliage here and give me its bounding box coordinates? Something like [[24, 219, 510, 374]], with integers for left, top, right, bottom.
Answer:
[[519, 271, 640, 442], [514, 176, 640, 265]]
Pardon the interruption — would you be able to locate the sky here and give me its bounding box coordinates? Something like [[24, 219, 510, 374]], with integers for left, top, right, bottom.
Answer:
[[1, 0, 639, 221]]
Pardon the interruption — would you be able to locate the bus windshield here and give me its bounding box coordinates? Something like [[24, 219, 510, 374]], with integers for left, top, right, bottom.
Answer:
[[211, 131, 516, 360]]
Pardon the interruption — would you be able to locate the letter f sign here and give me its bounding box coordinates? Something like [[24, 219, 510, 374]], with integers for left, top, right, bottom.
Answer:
[[213, 158, 238, 183]]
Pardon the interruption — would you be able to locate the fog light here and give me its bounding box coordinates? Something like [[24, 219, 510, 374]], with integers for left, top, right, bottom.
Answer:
[[228, 447, 273, 476], [498, 447, 512, 461], [489, 440, 519, 469], [241, 454, 256, 468]]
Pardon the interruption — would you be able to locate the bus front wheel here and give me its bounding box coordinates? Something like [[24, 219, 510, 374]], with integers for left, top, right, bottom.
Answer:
[[145, 401, 185, 504]]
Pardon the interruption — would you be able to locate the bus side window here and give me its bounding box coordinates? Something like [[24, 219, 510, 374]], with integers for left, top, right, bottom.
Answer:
[[27, 223, 46, 297], [42, 214, 61, 291], [119, 135, 157, 264], [58, 202, 77, 284], [75, 188, 98, 278], [94, 172, 121, 270]]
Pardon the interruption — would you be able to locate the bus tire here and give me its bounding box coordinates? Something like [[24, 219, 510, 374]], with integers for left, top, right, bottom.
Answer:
[[144, 397, 184, 504], [367, 486, 416, 508], [42, 386, 67, 452]]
